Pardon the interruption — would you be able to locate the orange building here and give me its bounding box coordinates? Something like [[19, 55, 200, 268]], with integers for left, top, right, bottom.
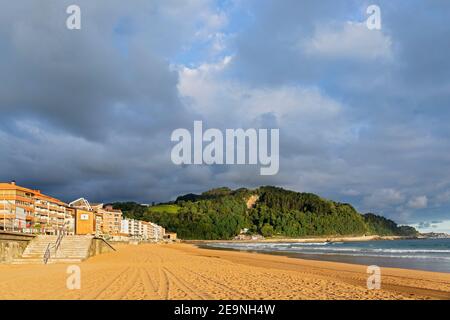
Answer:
[[102, 205, 122, 235], [0, 181, 72, 234], [74, 208, 95, 235], [70, 201, 122, 236], [69, 198, 96, 235]]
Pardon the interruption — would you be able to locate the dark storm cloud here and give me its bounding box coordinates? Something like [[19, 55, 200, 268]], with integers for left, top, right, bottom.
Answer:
[[190, 0, 450, 223], [0, 0, 211, 202], [1, 1, 450, 226], [0, 1, 192, 140]]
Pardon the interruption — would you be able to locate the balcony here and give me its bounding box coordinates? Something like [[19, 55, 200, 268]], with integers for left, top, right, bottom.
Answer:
[[17, 205, 34, 212], [0, 213, 16, 219]]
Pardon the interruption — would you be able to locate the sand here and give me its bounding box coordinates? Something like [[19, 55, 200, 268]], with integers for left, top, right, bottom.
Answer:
[[0, 243, 449, 300]]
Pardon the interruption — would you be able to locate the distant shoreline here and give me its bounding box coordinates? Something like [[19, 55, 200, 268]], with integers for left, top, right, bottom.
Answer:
[[184, 234, 416, 244], [193, 237, 450, 273]]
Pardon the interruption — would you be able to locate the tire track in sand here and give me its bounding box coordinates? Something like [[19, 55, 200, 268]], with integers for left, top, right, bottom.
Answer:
[[109, 267, 141, 300], [163, 267, 212, 300], [149, 252, 170, 299], [183, 267, 252, 299], [157, 266, 170, 299], [85, 267, 131, 300], [140, 268, 161, 300], [142, 248, 212, 300]]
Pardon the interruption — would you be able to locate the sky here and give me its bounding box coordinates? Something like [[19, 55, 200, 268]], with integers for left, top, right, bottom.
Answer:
[[0, 1, 449, 231]]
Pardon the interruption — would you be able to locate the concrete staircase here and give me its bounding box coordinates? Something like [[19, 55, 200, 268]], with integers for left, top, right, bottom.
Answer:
[[12, 235, 94, 264]]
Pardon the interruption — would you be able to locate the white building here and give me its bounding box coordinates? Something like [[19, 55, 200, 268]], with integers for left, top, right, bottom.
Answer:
[[142, 222, 149, 240], [120, 218, 165, 241], [150, 222, 165, 241], [130, 219, 140, 237], [120, 219, 130, 235]]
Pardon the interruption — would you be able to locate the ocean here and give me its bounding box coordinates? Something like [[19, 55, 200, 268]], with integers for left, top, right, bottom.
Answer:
[[205, 238, 450, 273]]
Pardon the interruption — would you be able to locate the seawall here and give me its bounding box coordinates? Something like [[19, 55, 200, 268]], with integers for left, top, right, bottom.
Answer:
[[88, 237, 116, 257], [0, 231, 35, 263]]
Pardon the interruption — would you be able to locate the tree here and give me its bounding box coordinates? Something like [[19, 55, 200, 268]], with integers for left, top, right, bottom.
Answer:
[[260, 224, 274, 237], [117, 186, 418, 240]]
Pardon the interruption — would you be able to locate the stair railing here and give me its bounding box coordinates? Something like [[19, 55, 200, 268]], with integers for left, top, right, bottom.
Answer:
[[55, 232, 64, 251], [43, 243, 51, 264], [43, 231, 65, 264]]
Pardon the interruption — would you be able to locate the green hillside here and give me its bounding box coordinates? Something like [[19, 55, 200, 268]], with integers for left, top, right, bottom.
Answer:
[[133, 186, 418, 240], [147, 204, 179, 214]]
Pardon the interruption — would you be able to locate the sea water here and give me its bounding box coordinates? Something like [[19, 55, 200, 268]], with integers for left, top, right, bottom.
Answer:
[[206, 239, 450, 273]]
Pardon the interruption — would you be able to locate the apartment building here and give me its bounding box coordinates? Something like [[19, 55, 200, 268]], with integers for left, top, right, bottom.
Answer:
[[0, 181, 34, 231], [129, 219, 141, 238], [68, 198, 96, 235], [120, 218, 165, 241], [34, 192, 71, 235], [102, 205, 122, 235], [146, 222, 155, 239], [141, 221, 158, 241], [120, 218, 138, 238], [120, 218, 129, 235], [90, 203, 105, 236], [0, 181, 71, 234], [148, 222, 165, 241], [65, 207, 76, 235], [0, 181, 166, 240], [153, 223, 165, 241], [94, 211, 104, 236], [69, 200, 122, 236], [142, 221, 149, 240]]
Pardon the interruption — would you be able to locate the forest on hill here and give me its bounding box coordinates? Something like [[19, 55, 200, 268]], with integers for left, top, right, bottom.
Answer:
[[111, 186, 418, 240]]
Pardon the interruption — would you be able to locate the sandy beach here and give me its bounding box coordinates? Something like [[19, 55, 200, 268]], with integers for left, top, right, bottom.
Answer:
[[0, 243, 449, 300]]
